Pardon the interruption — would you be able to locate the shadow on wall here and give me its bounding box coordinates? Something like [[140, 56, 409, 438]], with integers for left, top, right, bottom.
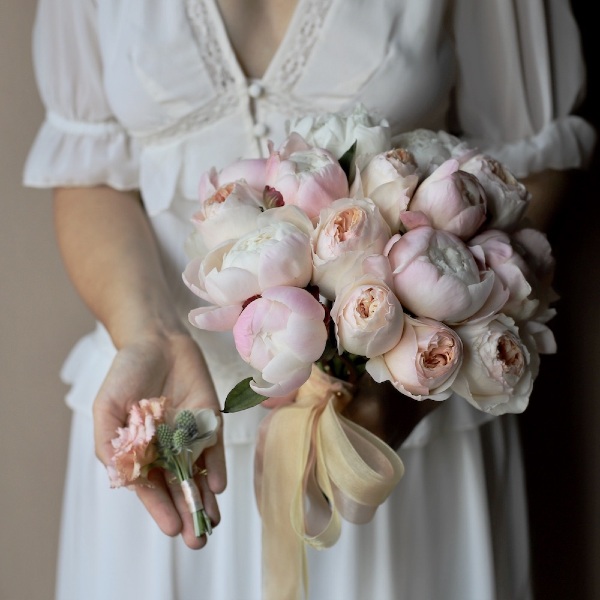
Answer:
[[520, 3, 600, 597]]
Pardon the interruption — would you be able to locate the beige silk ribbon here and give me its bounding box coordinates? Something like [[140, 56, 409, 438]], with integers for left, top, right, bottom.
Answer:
[[254, 366, 405, 600]]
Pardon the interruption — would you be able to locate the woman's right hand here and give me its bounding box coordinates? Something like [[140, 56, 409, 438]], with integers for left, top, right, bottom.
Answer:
[[93, 327, 226, 549], [53, 186, 226, 548]]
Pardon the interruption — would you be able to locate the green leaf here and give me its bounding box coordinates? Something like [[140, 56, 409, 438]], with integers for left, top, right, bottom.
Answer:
[[338, 140, 358, 183], [223, 378, 266, 413]]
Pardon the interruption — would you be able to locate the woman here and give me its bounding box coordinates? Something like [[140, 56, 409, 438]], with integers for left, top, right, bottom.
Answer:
[[23, 1, 596, 599]]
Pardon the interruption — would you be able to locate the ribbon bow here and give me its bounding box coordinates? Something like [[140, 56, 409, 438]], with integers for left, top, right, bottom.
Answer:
[[254, 366, 405, 600]]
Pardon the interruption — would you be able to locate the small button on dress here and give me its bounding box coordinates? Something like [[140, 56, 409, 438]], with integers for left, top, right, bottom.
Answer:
[[253, 122, 268, 137], [248, 81, 264, 99]]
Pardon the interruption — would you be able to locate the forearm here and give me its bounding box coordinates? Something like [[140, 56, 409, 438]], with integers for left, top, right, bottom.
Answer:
[[53, 185, 184, 348], [521, 169, 574, 232]]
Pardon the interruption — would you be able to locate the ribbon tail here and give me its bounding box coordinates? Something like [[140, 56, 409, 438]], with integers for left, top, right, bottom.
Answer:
[[256, 406, 314, 600]]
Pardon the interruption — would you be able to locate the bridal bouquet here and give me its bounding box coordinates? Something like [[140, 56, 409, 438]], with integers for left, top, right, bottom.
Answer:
[[183, 105, 556, 415], [182, 105, 557, 598]]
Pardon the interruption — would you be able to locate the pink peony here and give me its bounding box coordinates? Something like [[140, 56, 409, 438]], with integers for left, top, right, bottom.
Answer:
[[233, 286, 328, 397], [366, 315, 463, 400], [392, 129, 475, 176], [265, 133, 349, 221], [108, 397, 169, 488], [215, 158, 268, 192], [468, 229, 542, 321], [386, 227, 502, 324]]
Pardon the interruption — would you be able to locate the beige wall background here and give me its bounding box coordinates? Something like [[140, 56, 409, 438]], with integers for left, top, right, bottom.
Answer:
[[1, 2, 598, 600], [1, 2, 95, 600]]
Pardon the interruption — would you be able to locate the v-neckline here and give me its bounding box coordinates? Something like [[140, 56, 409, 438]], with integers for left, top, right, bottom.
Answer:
[[204, 0, 305, 83]]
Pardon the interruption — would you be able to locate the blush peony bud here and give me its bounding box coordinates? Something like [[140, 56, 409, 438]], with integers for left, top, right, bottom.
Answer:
[[366, 315, 463, 400], [468, 229, 541, 321], [403, 159, 487, 240]]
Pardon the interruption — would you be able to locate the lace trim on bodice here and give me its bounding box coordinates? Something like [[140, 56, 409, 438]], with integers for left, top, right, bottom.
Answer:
[[132, 0, 334, 147], [271, 0, 334, 91], [131, 0, 240, 146]]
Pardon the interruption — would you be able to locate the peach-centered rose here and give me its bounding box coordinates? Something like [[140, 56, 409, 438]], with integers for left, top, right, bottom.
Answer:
[[187, 180, 265, 254], [366, 316, 463, 400], [312, 197, 391, 300], [331, 264, 404, 358]]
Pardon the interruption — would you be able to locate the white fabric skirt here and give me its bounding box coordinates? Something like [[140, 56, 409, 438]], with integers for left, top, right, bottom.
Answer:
[[55, 405, 532, 600]]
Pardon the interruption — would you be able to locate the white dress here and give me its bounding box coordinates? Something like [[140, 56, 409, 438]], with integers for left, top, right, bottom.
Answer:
[[23, 1, 596, 599]]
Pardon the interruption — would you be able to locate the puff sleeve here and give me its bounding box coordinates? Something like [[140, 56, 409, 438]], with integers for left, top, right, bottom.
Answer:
[[452, 0, 596, 177], [22, 0, 139, 189]]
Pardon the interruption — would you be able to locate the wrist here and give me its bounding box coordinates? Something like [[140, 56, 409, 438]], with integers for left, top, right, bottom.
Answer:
[[103, 290, 189, 350]]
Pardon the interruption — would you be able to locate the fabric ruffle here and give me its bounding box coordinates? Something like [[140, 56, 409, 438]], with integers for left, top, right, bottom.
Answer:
[[22, 111, 140, 190], [468, 115, 597, 178]]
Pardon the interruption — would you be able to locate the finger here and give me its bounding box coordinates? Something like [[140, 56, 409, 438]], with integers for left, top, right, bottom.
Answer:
[[135, 469, 183, 538], [195, 465, 221, 527], [203, 423, 227, 495], [93, 402, 134, 467]]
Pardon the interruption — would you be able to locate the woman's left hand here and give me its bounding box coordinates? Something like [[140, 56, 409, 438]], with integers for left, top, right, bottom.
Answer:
[[341, 373, 440, 450]]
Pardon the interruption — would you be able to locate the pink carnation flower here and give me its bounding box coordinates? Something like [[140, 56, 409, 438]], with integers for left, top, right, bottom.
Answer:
[[108, 397, 168, 488]]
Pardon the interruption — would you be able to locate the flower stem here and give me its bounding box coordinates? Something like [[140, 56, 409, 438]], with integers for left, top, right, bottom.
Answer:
[[181, 478, 212, 538], [192, 508, 213, 537]]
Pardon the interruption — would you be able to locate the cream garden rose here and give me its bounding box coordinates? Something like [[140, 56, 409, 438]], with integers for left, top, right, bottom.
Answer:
[[452, 314, 539, 415], [312, 197, 391, 300], [352, 148, 420, 233], [188, 179, 265, 253], [330, 255, 404, 358], [459, 153, 530, 231]]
